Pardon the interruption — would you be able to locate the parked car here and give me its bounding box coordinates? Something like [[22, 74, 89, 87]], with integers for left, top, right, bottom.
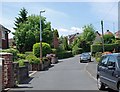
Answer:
[[80, 52, 91, 63], [97, 53, 120, 92]]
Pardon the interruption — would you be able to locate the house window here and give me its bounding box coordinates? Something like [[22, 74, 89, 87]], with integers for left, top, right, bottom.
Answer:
[[2, 31, 5, 40]]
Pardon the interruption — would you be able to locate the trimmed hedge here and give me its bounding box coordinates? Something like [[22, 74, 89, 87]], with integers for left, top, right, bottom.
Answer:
[[91, 44, 119, 54], [33, 42, 52, 57], [57, 51, 73, 59]]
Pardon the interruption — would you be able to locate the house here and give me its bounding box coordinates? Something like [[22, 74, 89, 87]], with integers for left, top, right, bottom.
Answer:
[[105, 30, 113, 35], [93, 31, 102, 44], [115, 30, 120, 39], [67, 33, 81, 45], [0, 24, 11, 49]]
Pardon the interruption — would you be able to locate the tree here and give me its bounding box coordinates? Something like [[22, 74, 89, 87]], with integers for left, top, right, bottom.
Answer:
[[13, 8, 53, 53], [82, 24, 96, 44], [62, 37, 68, 50], [14, 7, 28, 30], [103, 34, 115, 44]]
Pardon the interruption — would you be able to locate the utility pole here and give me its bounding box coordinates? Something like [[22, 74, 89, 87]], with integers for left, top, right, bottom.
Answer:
[[101, 20, 104, 53]]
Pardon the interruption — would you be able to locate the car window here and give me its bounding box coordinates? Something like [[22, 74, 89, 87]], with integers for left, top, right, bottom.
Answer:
[[99, 56, 108, 67], [107, 56, 116, 67]]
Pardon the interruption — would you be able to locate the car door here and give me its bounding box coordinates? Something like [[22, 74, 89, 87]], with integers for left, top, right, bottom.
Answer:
[[105, 56, 117, 89], [98, 55, 109, 84]]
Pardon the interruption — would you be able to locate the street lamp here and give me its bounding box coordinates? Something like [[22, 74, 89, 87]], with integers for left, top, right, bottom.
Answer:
[[40, 10, 45, 69]]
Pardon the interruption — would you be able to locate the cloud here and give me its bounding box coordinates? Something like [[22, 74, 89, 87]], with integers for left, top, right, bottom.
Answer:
[[57, 27, 83, 36]]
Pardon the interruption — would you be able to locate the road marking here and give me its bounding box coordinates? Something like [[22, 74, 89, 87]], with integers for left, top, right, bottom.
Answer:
[[29, 71, 37, 77], [85, 63, 97, 81]]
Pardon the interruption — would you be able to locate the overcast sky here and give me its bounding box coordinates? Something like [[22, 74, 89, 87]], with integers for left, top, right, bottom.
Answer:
[[0, 1, 118, 38]]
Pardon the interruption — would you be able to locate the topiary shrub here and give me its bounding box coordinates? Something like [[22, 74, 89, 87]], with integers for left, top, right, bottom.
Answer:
[[33, 42, 52, 57], [26, 55, 40, 64]]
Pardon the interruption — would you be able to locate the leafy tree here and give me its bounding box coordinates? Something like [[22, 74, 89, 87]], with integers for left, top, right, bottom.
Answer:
[[13, 9, 53, 53], [103, 34, 115, 44], [82, 24, 96, 44], [62, 37, 68, 50]]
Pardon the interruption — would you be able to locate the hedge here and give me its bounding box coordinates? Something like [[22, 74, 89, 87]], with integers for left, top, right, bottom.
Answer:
[[57, 51, 73, 59], [33, 42, 52, 57], [91, 44, 119, 54]]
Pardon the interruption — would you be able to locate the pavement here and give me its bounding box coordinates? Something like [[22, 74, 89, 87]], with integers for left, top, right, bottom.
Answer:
[[7, 55, 115, 91]]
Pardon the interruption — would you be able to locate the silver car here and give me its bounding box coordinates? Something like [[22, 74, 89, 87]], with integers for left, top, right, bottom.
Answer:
[[80, 53, 91, 63]]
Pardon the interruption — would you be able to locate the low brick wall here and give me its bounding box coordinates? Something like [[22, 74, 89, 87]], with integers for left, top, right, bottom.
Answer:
[[13, 61, 29, 84], [19, 66, 29, 83]]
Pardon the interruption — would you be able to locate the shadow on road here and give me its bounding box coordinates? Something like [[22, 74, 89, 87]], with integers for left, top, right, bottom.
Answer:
[[19, 77, 34, 84]]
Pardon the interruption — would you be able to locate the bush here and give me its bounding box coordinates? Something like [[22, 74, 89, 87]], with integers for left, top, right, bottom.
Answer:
[[57, 51, 73, 59], [17, 53, 26, 59], [26, 55, 40, 64], [72, 45, 83, 55], [91, 44, 119, 54], [17, 59, 25, 66], [25, 52, 33, 56], [51, 49, 57, 54], [2, 48, 19, 61], [33, 42, 52, 57]]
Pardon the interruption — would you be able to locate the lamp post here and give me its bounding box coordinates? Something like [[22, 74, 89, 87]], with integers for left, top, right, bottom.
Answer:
[[40, 10, 45, 70], [101, 20, 104, 53]]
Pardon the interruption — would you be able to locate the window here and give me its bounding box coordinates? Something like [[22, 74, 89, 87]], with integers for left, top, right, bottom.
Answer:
[[2, 31, 5, 40], [107, 56, 116, 67], [99, 56, 108, 67]]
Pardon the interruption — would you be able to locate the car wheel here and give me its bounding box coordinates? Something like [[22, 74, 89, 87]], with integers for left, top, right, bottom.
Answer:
[[97, 77, 105, 90], [118, 84, 120, 92]]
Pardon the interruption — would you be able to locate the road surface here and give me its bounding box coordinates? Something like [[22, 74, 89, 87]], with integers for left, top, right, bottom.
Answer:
[[8, 55, 113, 91]]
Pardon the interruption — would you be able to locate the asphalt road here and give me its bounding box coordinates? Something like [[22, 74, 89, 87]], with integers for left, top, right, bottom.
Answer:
[[8, 55, 113, 91]]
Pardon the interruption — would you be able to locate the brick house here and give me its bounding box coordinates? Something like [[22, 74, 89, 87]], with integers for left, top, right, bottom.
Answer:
[[0, 24, 11, 49], [68, 33, 81, 45], [115, 30, 120, 39]]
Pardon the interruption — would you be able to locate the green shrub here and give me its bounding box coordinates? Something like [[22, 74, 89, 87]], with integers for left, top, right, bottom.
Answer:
[[72, 45, 83, 55], [91, 44, 119, 54], [51, 49, 57, 54], [26, 55, 40, 64], [17, 59, 25, 66], [17, 53, 26, 59], [2, 48, 19, 61], [96, 57, 101, 62], [25, 52, 33, 56], [57, 51, 73, 59], [33, 42, 52, 57]]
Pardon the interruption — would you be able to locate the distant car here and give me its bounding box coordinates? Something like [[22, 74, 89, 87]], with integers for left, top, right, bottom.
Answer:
[[80, 52, 91, 63], [97, 53, 120, 91]]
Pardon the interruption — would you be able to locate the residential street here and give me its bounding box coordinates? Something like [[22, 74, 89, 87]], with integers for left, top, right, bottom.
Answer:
[[8, 55, 114, 91]]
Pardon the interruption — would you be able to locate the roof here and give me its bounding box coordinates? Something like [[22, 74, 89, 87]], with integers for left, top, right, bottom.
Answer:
[[0, 24, 11, 33], [105, 30, 113, 35]]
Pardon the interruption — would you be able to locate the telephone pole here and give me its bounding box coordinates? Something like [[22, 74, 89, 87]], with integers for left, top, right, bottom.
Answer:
[[101, 20, 104, 53]]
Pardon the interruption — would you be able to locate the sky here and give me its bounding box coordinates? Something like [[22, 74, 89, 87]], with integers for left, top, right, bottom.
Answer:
[[0, 1, 118, 38]]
